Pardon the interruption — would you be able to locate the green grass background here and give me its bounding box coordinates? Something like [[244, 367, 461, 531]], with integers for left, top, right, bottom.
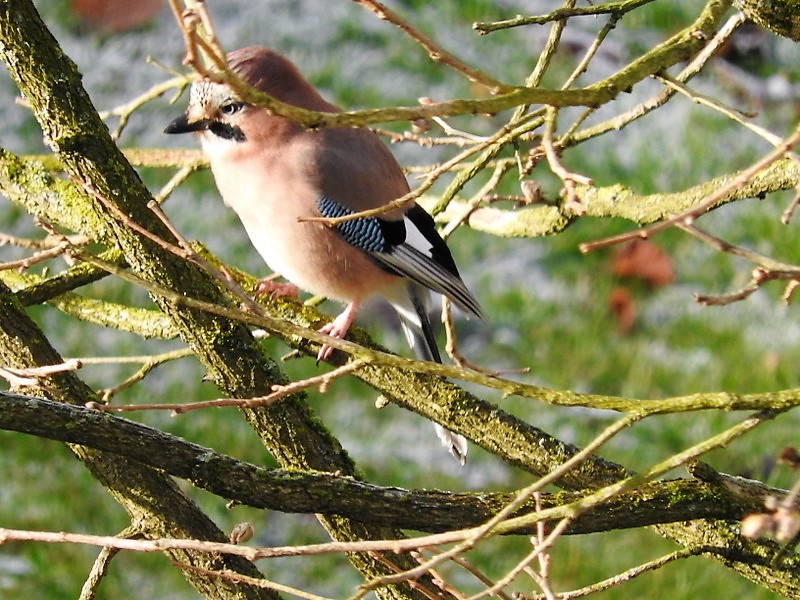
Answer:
[[1, 1, 799, 598]]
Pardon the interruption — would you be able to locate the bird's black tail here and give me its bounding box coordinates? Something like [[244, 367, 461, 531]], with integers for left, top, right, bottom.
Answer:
[[398, 284, 468, 465]]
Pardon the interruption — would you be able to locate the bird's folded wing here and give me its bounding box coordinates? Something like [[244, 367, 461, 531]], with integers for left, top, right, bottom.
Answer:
[[316, 196, 484, 320]]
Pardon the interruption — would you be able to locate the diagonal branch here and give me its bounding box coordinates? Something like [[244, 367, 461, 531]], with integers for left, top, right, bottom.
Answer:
[[160, 0, 729, 130], [0, 391, 773, 536], [0, 2, 442, 597], [351, 0, 511, 92], [0, 280, 273, 599]]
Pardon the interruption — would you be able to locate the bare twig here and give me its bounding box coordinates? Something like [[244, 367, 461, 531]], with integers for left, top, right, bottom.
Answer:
[[521, 546, 717, 599], [474, 0, 657, 34], [154, 164, 201, 204], [0, 525, 535, 563], [580, 122, 800, 253], [0, 220, 88, 272], [542, 107, 592, 215], [655, 73, 787, 148], [0, 238, 73, 271], [0, 359, 82, 387], [440, 158, 515, 240], [88, 359, 367, 414], [441, 296, 528, 378], [528, 0, 576, 91], [83, 182, 260, 312], [352, 0, 512, 93], [468, 495, 565, 600], [0, 231, 87, 251], [650, 69, 800, 229], [529, 493, 558, 600], [562, 13, 621, 90], [83, 347, 195, 403], [677, 222, 800, 306], [357, 413, 642, 596], [79, 526, 141, 600], [567, 10, 748, 148], [100, 76, 189, 140], [174, 561, 334, 600]]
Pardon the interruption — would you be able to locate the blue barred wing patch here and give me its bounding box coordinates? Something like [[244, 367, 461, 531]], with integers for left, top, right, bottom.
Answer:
[[316, 196, 389, 253]]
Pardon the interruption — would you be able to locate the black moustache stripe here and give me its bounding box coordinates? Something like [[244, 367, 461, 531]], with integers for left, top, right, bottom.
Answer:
[[209, 122, 246, 142]]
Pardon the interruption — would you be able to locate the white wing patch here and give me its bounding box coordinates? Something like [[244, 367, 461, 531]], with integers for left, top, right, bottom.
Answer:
[[403, 215, 435, 259]]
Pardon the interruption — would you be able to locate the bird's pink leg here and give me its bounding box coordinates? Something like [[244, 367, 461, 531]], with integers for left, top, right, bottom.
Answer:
[[317, 301, 360, 361]]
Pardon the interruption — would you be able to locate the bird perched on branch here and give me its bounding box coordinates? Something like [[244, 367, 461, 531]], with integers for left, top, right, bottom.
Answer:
[[165, 46, 483, 463]]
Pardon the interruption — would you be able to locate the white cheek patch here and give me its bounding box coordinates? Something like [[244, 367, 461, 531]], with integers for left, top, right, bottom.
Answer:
[[200, 134, 241, 161]]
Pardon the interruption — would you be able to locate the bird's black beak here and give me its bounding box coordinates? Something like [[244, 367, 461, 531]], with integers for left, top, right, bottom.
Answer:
[[164, 113, 211, 135]]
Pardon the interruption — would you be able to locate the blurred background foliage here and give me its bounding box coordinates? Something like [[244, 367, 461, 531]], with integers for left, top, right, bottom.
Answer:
[[1, 1, 800, 598]]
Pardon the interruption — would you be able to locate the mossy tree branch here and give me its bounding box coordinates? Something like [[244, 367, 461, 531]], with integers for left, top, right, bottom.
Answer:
[[0, 2, 445, 598], [0, 391, 773, 537], [0, 281, 274, 599], [172, 0, 730, 129], [1, 0, 799, 597]]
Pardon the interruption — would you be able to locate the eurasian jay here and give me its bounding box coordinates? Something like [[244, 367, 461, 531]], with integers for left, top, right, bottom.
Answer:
[[165, 46, 483, 463]]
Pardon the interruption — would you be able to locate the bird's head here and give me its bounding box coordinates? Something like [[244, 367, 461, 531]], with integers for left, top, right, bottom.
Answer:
[[164, 46, 338, 149], [164, 79, 248, 143]]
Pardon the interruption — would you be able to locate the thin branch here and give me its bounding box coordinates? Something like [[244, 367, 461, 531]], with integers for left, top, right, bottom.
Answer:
[[440, 158, 515, 240], [473, 0, 657, 34], [562, 13, 621, 90], [440, 552, 513, 600], [92, 347, 195, 403], [0, 525, 525, 564], [468, 511, 570, 600], [43, 248, 800, 420], [3, 249, 115, 307], [679, 222, 800, 273], [153, 0, 729, 131], [567, 10, 747, 148], [89, 359, 367, 413], [500, 411, 780, 536], [154, 164, 201, 204], [100, 76, 189, 140], [431, 112, 545, 216], [0, 359, 82, 386], [0, 236, 76, 272], [84, 182, 260, 313], [0, 231, 88, 251], [528, 493, 558, 600], [441, 296, 520, 374], [655, 73, 787, 148], [654, 71, 800, 229], [174, 562, 334, 600], [542, 106, 593, 215], [79, 526, 140, 600], [677, 222, 800, 306], [526, 0, 576, 91], [580, 121, 800, 253], [522, 546, 719, 599], [357, 413, 641, 595], [352, 0, 512, 93]]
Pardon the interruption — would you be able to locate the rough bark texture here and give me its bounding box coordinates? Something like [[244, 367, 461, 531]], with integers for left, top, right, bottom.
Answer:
[[0, 284, 274, 600], [734, 0, 800, 41], [0, 2, 444, 598], [3, 0, 800, 597], [0, 391, 772, 536]]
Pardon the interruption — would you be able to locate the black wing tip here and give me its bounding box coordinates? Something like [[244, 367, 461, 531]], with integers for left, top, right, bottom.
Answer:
[[455, 294, 486, 322]]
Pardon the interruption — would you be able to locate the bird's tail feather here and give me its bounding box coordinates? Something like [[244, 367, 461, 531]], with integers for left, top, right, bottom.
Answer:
[[433, 423, 468, 465], [396, 284, 468, 465]]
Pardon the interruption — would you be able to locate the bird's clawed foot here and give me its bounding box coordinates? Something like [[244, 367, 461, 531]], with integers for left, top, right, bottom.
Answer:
[[316, 302, 359, 362], [253, 278, 300, 299]]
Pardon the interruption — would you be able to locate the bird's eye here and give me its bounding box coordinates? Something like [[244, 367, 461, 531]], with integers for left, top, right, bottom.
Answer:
[[219, 101, 245, 116]]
